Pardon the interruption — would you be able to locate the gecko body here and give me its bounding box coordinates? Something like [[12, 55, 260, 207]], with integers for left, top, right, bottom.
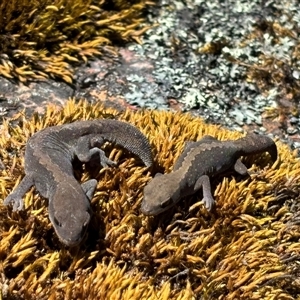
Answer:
[[4, 119, 153, 246], [141, 133, 277, 215]]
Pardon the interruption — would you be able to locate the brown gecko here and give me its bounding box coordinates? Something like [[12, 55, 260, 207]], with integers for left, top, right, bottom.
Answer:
[[141, 133, 277, 215], [4, 119, 153, 246]]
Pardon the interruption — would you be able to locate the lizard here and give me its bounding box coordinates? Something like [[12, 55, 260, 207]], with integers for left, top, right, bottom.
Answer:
[[141, 132, 277, 215], [3, 119, 153, 246]]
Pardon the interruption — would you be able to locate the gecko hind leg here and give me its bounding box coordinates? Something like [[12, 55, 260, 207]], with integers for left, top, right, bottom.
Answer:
[[233, 158, 249, 175], [75, 136, 117, 169]]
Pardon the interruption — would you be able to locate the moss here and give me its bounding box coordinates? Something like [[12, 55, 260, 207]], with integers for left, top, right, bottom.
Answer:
[[0, 0, 153, 83], [0, 100, 299, 299]]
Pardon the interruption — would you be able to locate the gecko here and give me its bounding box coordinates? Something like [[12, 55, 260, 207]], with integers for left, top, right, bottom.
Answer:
[[4, 119, 153, 246], [141, 133, 277, 215]]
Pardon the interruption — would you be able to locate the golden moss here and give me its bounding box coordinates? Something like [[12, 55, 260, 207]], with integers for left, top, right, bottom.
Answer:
[[0, 100, 300, 299], [0, 0, 153, 83]]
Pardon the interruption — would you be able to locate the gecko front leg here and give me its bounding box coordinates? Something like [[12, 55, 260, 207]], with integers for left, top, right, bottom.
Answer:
[[81, 179, 98, 200], [194, 175, 215, 211], [4, 175, 34, 211]]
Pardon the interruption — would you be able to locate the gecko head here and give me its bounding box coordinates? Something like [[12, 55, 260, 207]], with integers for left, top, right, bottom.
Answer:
[[141, 173, 179, 216], [49, 185, 92, 247]]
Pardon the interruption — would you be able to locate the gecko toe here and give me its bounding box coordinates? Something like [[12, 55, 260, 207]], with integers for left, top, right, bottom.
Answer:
[[14, 200, 24, 211], [100, 158, 117, 168], [203, 197, 215, 211], [4, 196, 24, 211]]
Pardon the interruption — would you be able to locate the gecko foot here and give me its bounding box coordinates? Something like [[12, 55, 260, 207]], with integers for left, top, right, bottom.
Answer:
[[202, 196, 215, 211], [100, 156, 117, 168], [3, 194, 24, 211], [99, 149, 117, 168]]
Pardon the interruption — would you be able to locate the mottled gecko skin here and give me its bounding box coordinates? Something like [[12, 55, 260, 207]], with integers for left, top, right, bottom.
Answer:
[[4, 120, 153, 246], [141, 133, 277, 215]]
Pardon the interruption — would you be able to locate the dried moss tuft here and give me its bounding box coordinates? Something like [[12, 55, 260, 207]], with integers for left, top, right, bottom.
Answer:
[[0, 100, 300, 299], [0, 0, 153, 83]]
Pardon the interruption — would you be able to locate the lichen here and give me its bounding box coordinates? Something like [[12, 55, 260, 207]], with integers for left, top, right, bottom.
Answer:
[[0, 100, 299, 299]]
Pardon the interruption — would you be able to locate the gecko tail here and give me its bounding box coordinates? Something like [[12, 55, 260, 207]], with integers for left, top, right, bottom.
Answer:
[[240, 132, 278, 162], [98, 119, 153, 167]]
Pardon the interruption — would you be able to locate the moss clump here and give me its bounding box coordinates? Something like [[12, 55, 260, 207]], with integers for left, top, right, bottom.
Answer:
[[0, 0, 152, 83], [0, 100, 300, 299]]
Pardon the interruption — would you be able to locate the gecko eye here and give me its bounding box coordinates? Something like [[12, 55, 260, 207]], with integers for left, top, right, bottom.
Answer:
[[160, 198, 172, 209], [53, 216, 62, 227]]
